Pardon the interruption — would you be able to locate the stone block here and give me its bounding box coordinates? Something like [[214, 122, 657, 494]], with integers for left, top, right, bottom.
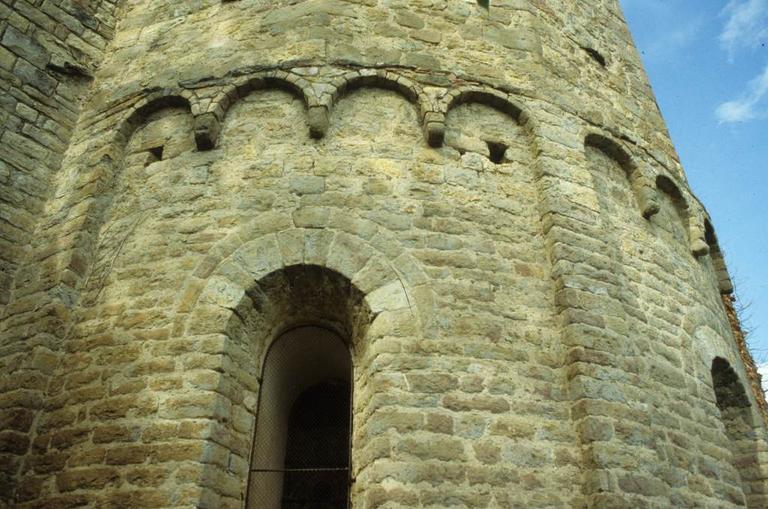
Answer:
[[56, 467, 120, 492], [289, 175, 325, 195], [14, 58, 57, 95], [2, 26, 49, 68]]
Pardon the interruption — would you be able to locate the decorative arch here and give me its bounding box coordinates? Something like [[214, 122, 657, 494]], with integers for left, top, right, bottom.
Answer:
[[711, 357, 768, 508], [654, 174, 705, 255], [584, 132, 660, 219], [432, 86, 536, 151], [233, 75, 311, 104], [439, 87, 536, 165], [42, 91, 197, 310], [114, 91, 194, 147], [655, 175, 689, 215], [328, 70, 432, 144], [195, 72, 320, 148], [705, 219, 734, 294], [330, 70, 427, 117]]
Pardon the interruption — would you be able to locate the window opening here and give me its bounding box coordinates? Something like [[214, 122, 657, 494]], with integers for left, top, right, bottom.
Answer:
[[281, 381, 351, 508], [145, 146, 164, 166], [582, 46, 606, 67], [487, 141, 507, 164], [247, 326, 353, 509], [477, 0, 490, 9], [711, 357, 765, 508]]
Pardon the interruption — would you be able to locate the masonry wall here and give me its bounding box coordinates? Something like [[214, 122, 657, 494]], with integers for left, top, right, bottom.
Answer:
[[0, 0, 118, 306], [1, 1, 767, 508], [0, 0, 120, 497]]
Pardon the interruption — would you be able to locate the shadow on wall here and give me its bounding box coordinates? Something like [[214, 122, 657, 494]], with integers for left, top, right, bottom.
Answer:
[[711, 357, 768, 508]]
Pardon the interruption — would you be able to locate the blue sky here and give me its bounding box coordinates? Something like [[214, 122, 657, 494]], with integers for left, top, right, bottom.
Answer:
[[619, 0, 768, 374]]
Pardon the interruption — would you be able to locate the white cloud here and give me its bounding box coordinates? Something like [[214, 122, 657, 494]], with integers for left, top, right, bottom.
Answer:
[[716, 64, 768, 122], [720, 0, 768, 57], [646, 22, 702, 62]]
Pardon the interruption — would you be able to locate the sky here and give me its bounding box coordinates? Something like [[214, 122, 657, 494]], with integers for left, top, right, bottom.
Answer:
[[618, 0, 768, 387]]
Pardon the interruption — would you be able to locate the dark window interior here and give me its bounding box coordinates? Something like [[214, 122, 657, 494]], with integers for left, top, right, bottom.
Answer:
[[145, 145, 164, 166], [281, 381, 351, 509], [487, 141, 507, 164], [711, 357, 761, 506]]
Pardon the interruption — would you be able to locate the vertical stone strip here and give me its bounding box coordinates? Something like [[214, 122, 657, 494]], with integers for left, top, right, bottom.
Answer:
[[0, 0, 118, 308], [533, 120, 668, 506], [0, 129, 119, 502], [1, 2, 121, 494]]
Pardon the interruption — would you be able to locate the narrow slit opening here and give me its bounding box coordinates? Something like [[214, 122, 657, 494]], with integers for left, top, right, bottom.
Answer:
[[148, 146, 164, 160], [487, 141, 507, 164], [582, 46, 607, 67]]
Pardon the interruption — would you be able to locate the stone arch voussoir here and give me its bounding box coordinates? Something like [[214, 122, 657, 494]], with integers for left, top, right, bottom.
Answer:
[[584, 130, 660, 220], [174, 218, 433, 341], [197, 71, 320, 148], [328, 69, 432, 144], [442, 86, 524, 121]]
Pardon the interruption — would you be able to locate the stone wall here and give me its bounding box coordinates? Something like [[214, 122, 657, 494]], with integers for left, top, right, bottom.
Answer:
[[0, 0, 120, 497], [0, 0, 118, 306], [1, 1, 766, 508]]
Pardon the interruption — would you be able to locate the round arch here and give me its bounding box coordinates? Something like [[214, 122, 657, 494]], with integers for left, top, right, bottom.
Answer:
[[174, 222, 433, 338], [168, 220, 434, 506], [330, 70, 430, 120]]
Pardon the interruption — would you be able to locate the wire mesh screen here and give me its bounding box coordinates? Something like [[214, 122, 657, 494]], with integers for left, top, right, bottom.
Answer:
[[250, 381, 351, 509]]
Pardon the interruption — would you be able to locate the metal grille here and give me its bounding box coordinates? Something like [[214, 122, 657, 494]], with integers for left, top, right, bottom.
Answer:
[[250, 381, 351, 509]]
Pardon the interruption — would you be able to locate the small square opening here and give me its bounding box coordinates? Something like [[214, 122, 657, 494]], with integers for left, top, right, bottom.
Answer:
[[148, 146, 164, 160], [486, 141, 507, 164], [145, 146, 164, 166]]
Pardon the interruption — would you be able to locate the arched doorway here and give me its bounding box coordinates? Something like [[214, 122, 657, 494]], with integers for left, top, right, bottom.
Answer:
[[246, 327, 352, 509]]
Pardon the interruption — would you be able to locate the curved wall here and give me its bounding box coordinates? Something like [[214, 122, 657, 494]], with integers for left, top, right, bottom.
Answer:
[[1, 1, 766, 508]]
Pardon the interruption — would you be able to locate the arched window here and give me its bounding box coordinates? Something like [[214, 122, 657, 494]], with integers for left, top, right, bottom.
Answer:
[[711, 357, 766, 508], [282, 381, 350, 508], [246, 326, 352, 509]]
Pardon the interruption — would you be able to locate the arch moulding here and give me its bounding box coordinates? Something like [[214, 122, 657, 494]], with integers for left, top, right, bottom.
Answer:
[[170, 210, 436, 341]]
